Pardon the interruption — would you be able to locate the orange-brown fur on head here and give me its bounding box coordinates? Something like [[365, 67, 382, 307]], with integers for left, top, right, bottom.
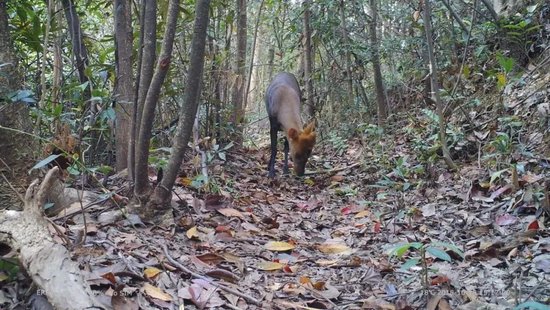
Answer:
[[287, 121, 316, 176]]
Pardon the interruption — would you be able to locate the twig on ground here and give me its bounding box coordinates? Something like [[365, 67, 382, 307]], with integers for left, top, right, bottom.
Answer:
[[306, 162, 361, 176], [0, 173, 24, 203]]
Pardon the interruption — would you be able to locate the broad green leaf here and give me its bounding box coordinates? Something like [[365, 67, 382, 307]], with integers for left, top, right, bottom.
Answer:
[[389, 242, 422, 258], [399, 258, 420, 271], [426, 246, 452, 262], [431, 241, 465, 258], [526, 5, 538, 13], [30, 154, 61, 172]]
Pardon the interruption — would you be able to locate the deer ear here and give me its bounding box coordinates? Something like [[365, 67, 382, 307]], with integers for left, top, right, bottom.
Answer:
[[288, 128, 299, 140], [304, 121, 315, 134]]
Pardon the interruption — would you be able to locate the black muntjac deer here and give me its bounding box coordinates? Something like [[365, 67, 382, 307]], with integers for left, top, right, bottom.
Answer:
[[265, 72, 316, 177]]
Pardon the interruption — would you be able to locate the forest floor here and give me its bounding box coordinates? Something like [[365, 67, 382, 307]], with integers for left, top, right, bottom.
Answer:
[[40, 115, 549, 310], [4, 61, 550, 310]]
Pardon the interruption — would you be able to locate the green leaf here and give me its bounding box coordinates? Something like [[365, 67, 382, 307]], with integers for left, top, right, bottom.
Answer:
[[218, 152, 226, 161], [388, 243, 411, 257], [399, 258, 420, 271], [426, 246, 452, 262], [496, 53, 514, 73], [30, 154, 61, 172], [490, 168, 508, 185], [389, 242, 423, 258], [67, 165, 81, 176], [526, 5, 538, 13], [43, 202, 55, 211], [431, 241, 464, 258], [222, 142, 234, 151], [513, 301, 549, 310]]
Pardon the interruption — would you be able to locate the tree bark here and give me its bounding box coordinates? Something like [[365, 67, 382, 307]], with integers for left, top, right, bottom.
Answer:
[[134, 0, 179, 200], [131, 0, 157, 183], [244, 0, 265, 111], [148, 0, 211, 218], [368, 0, 388, 126], [422, 0, 457, 171], [303, 0, 315, 118], [480, 0, 499, 23], [0, 0, 34, 209], [339, 0, 354, 99], [60, 0, 91, 100], [114, 0, 134, 172], [231, 0, 247, 145]]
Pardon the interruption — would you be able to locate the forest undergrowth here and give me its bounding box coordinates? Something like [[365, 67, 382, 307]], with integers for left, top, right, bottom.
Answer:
[[42, 68, 550, 309]]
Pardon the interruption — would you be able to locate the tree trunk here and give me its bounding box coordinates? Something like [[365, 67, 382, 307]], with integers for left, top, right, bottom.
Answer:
[[114, 0, 134, 172], [148, 0, 211, 221], [131, 0, 157, 183], [60, 0, 91, 100], [368, 0, 388, 126], [0, 0, 34, 210], [480, 0, 499, 23], [134, 0, 179, 200], [231, 0, 246, 145], [422, 0, 457, 171], [303, 0, 315, 118], [244, 0, 265, 111], [339, 0, 354, 100]]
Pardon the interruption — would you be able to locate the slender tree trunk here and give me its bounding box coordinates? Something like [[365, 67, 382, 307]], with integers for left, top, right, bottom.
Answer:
[[339, 0, 353, 99], [38, 0, 52, 110], [60, 0, 91, 100], [114, 0, 134, 172], [440, 0, 469, 33], [52, 1, 63, 113], [132, 0, 157, 183], [422, 0, 457, 171], [231, 0, 247, 145], [303, 0, 315, 118], [480, 0, 499, 23], [149, 0, 211, 213], [368, 0, 388, 126], [134, 0, 179, 200], [244, 0, 264, 111]]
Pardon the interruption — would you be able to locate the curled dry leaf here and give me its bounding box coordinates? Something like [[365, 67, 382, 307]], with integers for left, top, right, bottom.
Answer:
[[354, 210, 371, 218], [186, 226, 199, 239], [143, 267, 162, 279], [265, 241, 295, 252], [217, 208, 245, 219], [317, 240, 353, 255], [257, 261, 286, 271], [196, 253, 225, 265], [143, 283, 172, 302]]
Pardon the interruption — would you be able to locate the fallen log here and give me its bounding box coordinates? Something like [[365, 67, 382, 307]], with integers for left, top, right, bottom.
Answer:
[[0, 167, 103, 309]]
